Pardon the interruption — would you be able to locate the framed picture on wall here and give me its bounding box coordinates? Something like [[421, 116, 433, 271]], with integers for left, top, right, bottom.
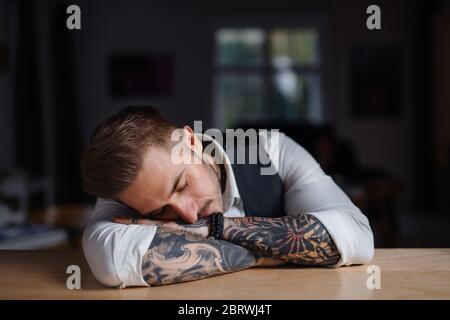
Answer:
[[350, 46, 403, 118], [109, 53, 174, 98]]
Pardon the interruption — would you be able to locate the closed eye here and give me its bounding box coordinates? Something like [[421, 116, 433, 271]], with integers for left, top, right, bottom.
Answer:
[[177, 181, 189, 193]]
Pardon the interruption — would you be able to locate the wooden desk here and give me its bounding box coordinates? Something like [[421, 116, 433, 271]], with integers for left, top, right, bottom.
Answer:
[[0, 249, 449, 299]]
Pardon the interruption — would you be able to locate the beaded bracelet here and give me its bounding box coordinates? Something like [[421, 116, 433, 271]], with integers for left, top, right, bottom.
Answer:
[[208, 212, 224, 239]]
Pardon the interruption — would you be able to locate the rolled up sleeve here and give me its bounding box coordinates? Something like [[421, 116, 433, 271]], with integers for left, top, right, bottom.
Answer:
[[82, 198, 157, 288], [276, 133, 374, 267]]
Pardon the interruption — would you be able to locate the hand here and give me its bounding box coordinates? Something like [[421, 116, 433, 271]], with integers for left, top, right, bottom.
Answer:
[[112, 216, 210, 238], [254, 256, 287, 267]]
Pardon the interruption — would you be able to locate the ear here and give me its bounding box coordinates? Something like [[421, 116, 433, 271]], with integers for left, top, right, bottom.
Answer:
[[182, 125, 203, 154]]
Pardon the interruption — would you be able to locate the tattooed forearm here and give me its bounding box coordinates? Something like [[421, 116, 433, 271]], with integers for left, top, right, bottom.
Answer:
[[222, 214, 341, 266], [141, 227, 259, 286]]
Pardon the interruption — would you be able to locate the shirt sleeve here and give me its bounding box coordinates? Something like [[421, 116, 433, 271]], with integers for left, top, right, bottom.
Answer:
[[82, 198, 157, 288], [274, 133, 374, 267]]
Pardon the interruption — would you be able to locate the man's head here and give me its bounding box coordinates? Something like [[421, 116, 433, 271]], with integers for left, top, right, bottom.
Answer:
[[81, 106, 224, 223]]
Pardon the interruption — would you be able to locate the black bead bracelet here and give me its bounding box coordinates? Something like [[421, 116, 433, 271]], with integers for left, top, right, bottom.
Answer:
[[208, 212, 224, 240]]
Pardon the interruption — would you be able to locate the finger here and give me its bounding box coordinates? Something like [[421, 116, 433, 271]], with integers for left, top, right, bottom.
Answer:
[[112, 215, 129, 221], [112, 216, 133, 224], [113, 216, 162, 225]]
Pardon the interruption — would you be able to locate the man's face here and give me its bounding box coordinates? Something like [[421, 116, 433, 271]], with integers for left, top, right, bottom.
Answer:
[[118, 127, 224, 224]]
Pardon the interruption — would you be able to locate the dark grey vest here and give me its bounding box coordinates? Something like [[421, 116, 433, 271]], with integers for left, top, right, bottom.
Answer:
[[204, 133, 285, 218]]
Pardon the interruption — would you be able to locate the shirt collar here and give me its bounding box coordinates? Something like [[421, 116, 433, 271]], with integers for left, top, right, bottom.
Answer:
[[196, 133, 241, 211]]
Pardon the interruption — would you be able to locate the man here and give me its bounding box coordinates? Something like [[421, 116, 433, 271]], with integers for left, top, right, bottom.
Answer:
[[81, 106, 374, 288]]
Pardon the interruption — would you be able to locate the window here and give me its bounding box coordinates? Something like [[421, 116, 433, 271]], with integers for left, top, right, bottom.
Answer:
[[214, 28, 322, 129]]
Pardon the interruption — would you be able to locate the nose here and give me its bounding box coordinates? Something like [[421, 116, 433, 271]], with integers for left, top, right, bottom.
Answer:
[[170, 198, 199, 224]]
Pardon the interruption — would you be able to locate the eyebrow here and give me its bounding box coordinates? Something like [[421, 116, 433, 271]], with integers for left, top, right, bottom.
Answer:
[[144, 167, 185, 216]]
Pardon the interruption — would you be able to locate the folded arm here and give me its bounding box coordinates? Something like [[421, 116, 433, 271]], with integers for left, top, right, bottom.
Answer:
[[222, 214, 340, 265], [117, 213, 340, 268], [84, 199, 286, 288], [141, 226, 259, 286]]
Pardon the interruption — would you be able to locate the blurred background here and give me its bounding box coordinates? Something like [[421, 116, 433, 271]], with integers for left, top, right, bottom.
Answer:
[[0, 0, 449, 250]]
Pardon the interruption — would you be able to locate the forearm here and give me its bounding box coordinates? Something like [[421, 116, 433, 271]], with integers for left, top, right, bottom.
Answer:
[[222, 214, 341, 266], [142, 226, 260, 286]]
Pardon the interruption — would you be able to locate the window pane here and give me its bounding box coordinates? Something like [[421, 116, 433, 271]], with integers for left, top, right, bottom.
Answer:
[[216, 29, 265, 66], [271, 29, 319, 67], [215, 74, 264, 128], [272, 72, 322, 123]]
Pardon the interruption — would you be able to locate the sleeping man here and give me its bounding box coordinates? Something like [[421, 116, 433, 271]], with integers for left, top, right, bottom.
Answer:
[[80, 106, 374, 288]]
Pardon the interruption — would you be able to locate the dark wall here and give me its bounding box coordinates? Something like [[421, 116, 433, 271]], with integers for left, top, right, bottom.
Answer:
[[0, 0, 444, 207]]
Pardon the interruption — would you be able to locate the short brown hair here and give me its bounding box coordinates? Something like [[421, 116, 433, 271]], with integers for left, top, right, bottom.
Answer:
[[80, 106, 176, 199]]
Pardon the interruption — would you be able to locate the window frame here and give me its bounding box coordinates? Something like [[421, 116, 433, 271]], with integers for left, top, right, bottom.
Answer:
[[212, 24, 324, 129]]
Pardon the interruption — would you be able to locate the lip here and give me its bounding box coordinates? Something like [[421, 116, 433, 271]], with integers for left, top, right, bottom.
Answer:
[[198, 203, 211, 218], [198, 211, 208, 219]]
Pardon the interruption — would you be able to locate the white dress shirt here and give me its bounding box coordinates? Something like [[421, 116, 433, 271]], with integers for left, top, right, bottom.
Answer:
[[82, 132, 374, 288]]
